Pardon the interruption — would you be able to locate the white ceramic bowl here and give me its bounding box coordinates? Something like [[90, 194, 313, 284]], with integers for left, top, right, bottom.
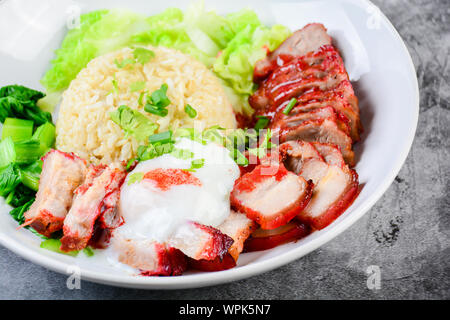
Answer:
[[0, 0, 419, 289]]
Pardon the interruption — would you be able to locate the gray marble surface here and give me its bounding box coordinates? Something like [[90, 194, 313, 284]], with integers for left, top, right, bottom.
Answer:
[[0, 0, 449, 300]]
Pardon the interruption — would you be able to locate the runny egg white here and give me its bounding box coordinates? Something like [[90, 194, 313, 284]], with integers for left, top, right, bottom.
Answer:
[[117, 138, 240, 243]]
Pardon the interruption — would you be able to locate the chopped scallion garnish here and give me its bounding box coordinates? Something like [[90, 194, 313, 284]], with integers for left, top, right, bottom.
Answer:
[[148, 130, 173, 144], [129, 81, 146, 92], [254, 116, 270, 131], [282, 98, 297, 115], [184, 104, 197, 118]]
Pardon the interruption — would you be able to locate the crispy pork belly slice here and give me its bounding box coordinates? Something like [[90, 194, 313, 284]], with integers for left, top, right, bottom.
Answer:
[[272, 106, 351, 137], [279, 140, 324, 174], [254, 23, 332, 82], [231, 164, 313, 230], [250, 45, 348, 111], [244, 221, 310, 252], [312, 142, 346, 167], [217, 211, 256, 261], [111, 234, 186, 276], [167, 222, 234, 261], [298, 163, 359, 230], [60, 165, 126, 252], [270, 96, 359, 141], [23, 150, 87, 237], [278, 118, 355, 167]]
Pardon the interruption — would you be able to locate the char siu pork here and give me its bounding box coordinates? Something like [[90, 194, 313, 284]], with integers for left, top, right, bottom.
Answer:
[[23, 150, 87, 237], [231, 163, 313, 230], [60, 165, 126, 251]]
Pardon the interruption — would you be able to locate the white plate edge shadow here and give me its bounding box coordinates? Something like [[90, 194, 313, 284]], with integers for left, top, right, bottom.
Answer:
[[0, 0, 419, 290]]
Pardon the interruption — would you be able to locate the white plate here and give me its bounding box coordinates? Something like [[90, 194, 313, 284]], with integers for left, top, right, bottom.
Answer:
[[0, 0, 419, 289]]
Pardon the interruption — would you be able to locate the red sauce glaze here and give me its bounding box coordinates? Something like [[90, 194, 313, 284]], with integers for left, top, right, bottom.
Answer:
[[233, 163, 289, 194], [143, 169, 202, 191]]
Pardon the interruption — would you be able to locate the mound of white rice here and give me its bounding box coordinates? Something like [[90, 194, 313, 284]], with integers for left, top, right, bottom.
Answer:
[[56, 46, 236, 164]]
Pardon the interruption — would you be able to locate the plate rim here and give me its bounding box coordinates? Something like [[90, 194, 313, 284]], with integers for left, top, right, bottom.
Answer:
[[0, 0, 419, 289]]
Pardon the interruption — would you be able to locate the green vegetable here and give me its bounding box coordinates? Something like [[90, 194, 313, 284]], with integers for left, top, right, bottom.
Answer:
[[184, 104, 197, 118], [127, 172, 144, 185], [20, 161, 42, 191], [9, 199, 34, 224], [129, 81, 146, 93], [1, 118, 34, 142], [40, 239, 78, 257], [144, 84, 171, 117], [0, 137, 16, 167], [114, 58, 135, 69], [83, 247, 95, 257], [283, 98, 297, 115], [110, 105, 158, 141], [0, 85, 51, 125], [254, 116, 270, 131], [5, 183, 35, 208], [213, 24, 290, 115], [170, 148, 194, 160], [0, 164, 22, 197], [32, 122, 56, 148], [41, 9, 146, 92], [185, 158, 205, 172], [148, 131, 172, 144], [133, 47, 155, 64], [14, 140, 42, 165], [137, 142, 174, 161]]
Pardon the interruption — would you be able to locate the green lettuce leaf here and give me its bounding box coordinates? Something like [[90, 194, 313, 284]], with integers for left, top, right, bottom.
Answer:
[[41, 9, 147, 92]]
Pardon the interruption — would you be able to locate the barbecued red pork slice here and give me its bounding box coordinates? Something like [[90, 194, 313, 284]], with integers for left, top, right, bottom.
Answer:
[[312, 142, 346, 168], [231, 164, 313, 230], [167, 222, 234, 261], [23, 150, 87, 237], [111, 234, 186, 276], [298, 164, 359, 230], [244, 221, 310, 252], [279, 140, 324, 174], [217, 211, 256, 261], [272, 106, 351, 137], [250, 46, 349, 111], [60, 165, 126, 252], [278, 118, 355, 167], [254, 23, 332, 82]]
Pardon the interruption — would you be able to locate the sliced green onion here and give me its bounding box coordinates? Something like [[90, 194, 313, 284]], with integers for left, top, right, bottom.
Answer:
[[283, 98, 297, 115], [2, 118, 33, 142], [138, 91, 146, 106], [184, 104, 197, 118], [148, 131, 172, 144], [254, 116, 270, 131], [32, 122, 55, 148], [0, 137, 16, 167], [144, 104, 169, 117], [149, 84, 170, 109], [170, 148, 194, 160]]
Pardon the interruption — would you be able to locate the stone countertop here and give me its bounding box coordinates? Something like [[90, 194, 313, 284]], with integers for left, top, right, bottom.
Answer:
[[0, 0, 448, 300]]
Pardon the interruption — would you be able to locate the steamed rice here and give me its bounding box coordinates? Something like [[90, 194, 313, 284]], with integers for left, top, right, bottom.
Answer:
[[56, 46, 236, 164]]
